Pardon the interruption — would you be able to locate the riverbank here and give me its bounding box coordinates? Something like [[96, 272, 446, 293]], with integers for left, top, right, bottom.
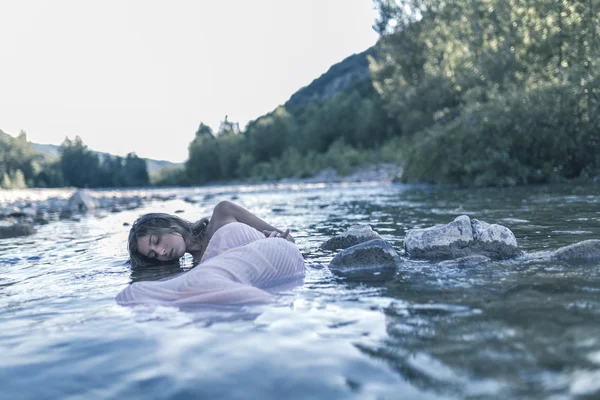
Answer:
[[0, 163, 402, 213], [0, 163, 402, 239], [2, 161, 595, 240], [281, 163, 402, 184]]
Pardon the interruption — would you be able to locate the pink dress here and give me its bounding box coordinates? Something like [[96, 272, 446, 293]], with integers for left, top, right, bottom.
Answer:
[[116, 222, 305, 306]]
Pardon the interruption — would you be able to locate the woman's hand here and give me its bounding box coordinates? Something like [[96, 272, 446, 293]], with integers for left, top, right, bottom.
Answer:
[[263, 228, 295, 243]]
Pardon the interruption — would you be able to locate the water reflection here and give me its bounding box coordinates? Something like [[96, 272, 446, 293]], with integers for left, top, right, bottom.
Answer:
[[128, 261, 190, 283]]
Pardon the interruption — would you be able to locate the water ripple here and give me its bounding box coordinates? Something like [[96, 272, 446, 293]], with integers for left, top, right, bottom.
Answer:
[[0, 183, 599, 399]]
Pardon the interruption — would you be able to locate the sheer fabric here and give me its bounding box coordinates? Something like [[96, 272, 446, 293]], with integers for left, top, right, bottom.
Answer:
[[117, 222, 305, 306]]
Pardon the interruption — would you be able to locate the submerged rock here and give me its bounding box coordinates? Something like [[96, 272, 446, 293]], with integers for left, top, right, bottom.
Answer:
[[551, 239, 600, 262], [328, 239, 400, 281], [404, 215, 520, 260], [437, 255, 491, 268], [321, 225, 383, 250], [0, 221, 36, 239]]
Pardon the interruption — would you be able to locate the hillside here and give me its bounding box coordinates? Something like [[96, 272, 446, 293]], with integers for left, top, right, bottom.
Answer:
[[284, 47, 375, 108], [183, 43, 397, 185]]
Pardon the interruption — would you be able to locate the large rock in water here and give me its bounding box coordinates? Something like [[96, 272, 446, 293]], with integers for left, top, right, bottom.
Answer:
[[321, 225, 382, 250], [66, 189, 96, 212], [404, 215, 521, 260], [551, 239, 600, 262], [61, 189, 97, 219], [328, 239, 400, 281]]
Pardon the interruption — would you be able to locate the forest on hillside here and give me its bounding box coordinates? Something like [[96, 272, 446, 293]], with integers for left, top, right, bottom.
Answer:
[[180, 0, 599, 187], [372, 0, 599, 186], [2, 0, 599, 189]]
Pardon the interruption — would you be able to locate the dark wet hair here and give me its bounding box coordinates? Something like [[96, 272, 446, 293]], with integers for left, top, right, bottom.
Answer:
[[127, 213, 209, 267]]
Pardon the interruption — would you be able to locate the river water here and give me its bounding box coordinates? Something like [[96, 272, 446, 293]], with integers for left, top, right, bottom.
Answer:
[[1, 182, 599, 399]]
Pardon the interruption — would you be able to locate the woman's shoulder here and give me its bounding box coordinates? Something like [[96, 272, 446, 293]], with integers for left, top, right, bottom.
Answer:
[[206, 201, 238, 238]]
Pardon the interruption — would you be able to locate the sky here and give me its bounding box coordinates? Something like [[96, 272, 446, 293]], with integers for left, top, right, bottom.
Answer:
[[0, 0, 379, 163]]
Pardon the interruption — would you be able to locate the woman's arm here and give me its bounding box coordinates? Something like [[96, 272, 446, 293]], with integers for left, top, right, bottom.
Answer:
[[208, 201, 295, 242]]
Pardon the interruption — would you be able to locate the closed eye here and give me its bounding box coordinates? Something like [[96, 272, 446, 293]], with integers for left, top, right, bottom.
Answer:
[[147, 235, 159, 259]]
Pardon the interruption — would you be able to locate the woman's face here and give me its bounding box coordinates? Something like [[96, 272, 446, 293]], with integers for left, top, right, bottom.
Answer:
[[137, 232, 186, 262]]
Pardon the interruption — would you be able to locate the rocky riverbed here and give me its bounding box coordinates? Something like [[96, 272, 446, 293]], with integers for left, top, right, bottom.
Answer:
[[0, 189, 176, 239], [323, 218, 600, 283], [0, 164, 403, 240]]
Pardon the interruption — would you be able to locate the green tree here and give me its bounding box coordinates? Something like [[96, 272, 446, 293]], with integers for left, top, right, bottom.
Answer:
[[59, 136, 101, 187], [186, 124, 221, 184], [195, 122, 214, 137], [372, 0, 600, 186], [123, 153, 150, 187], [0, 129, 53, 188], [245, 107, 297, 162]]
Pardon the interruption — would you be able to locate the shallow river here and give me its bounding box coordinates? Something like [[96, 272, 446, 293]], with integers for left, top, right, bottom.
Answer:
[[1, 182, 599, 399]]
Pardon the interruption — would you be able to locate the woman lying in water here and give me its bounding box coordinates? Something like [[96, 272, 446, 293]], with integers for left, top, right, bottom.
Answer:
[[116, 201, 305, 307]]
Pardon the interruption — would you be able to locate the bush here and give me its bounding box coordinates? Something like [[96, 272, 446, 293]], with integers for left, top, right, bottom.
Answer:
[[150, 166, 188, 187], [401, 84, 600, 186]]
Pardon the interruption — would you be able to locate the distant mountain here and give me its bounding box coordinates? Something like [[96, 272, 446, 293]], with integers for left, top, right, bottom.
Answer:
[[29, 141, 182, 174], [144, 157, 183, 175], [284, 47, 375, 109], [30, 142, 60, 159]]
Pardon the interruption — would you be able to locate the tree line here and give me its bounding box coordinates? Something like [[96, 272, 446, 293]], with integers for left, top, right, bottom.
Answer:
[[0, 130, 149, 189]]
